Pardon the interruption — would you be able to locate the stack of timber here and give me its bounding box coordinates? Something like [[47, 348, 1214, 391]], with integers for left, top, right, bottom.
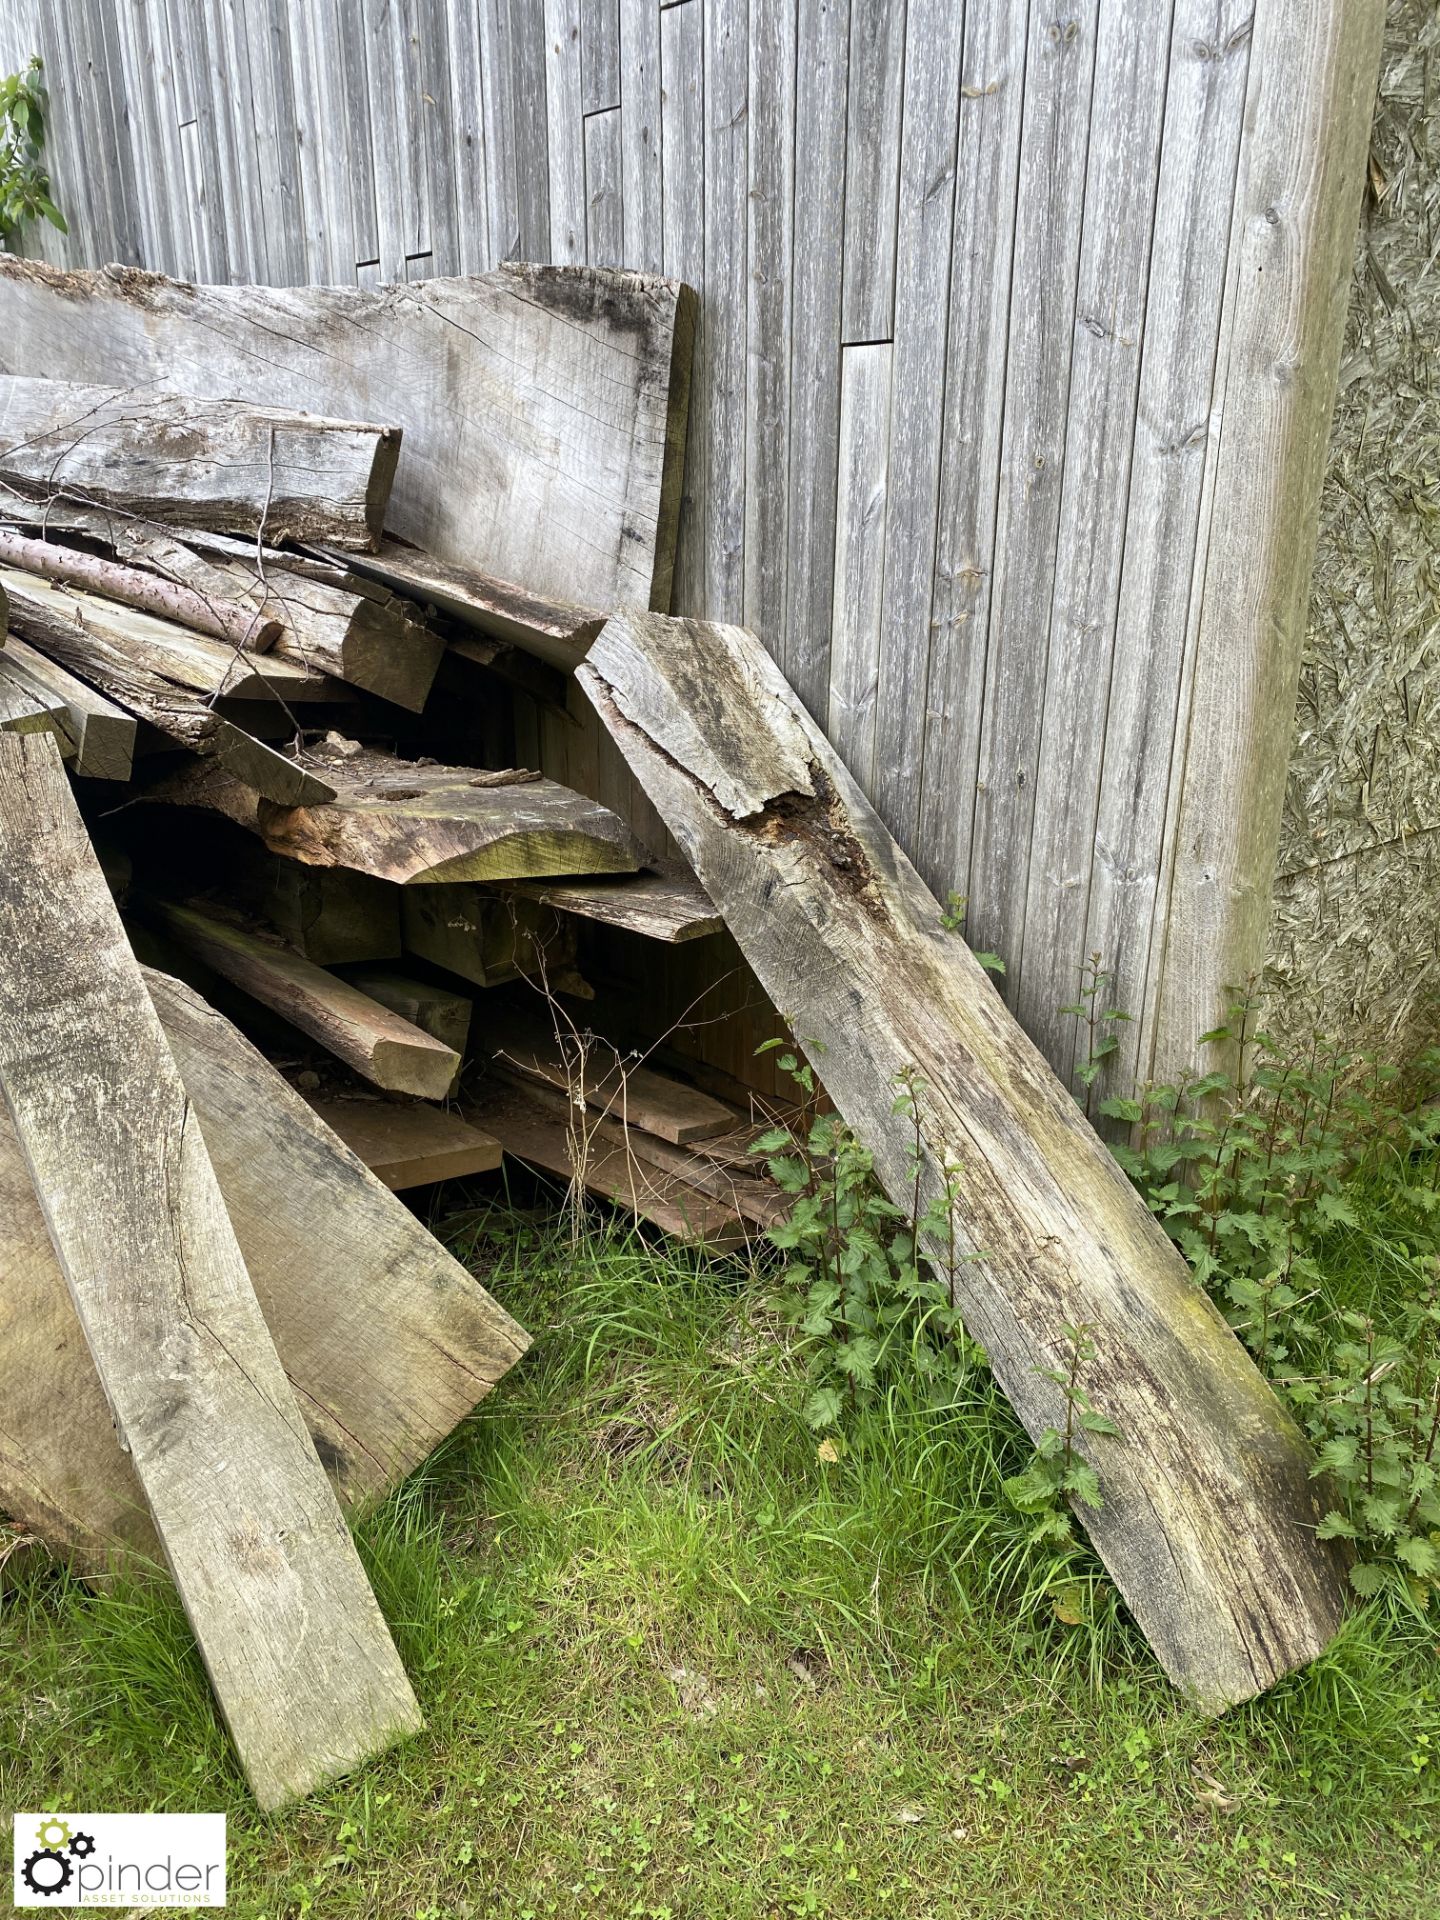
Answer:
[[0, 261, 729, 1808], [0, 256, 1354, 1763]]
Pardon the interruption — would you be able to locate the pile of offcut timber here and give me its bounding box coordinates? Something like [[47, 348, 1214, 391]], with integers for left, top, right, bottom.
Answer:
[[0, 257, 1358, 1783]]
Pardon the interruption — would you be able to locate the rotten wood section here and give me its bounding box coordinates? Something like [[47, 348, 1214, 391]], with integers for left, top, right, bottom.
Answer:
[[0, 965, 527, 1570], [144, 743, 641, 885], [305, 1093, 502, 1191], [0, 569, 337, 805], [0, 261, 695, 611], [0, 735, 420, 1808], [499, 868, 723, 944], [319, 538, 606, 671], [146, 898, 463, 1100], [0, 374, 399, 549], [577, 611, 1349, 1711]]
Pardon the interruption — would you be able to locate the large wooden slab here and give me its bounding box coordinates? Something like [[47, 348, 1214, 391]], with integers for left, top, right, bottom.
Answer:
[[0, 259, 695, 611], [0, 734, 419, 1808], [578, 612, 1349, 1711], [145, 745, 642, 885], [0, 373, 399, 548]]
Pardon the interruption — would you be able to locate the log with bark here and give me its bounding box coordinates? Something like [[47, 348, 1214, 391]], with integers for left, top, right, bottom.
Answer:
[[0, 373, 400, 548], [0, 260, 694, 610], [0, 733, 421, 1808], [576, 611, 1349, 1711]]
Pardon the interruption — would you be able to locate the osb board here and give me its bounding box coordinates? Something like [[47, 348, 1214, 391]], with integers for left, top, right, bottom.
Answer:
[[1269, 0, 1440, 1058]]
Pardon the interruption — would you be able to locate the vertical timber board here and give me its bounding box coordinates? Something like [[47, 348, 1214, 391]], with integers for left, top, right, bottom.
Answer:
[[659, 0, 704, 615], [1017, 0, 1174, 1075], [783, 0, 850, 709], [0, 735, 421, 1810], [968, 4, 1099, 979], [545, 0, 587, 265], [827, 340, 893, 792], [445, 0, 491, 271], [1147, 0, 1385, 1082], [251, 0, 309, 284], [478, 0, 521, 259], [581, 0, 620, 112], [1082, 4, 1253, 1100], [839, 0, 906, 344], [335, 0, 383, 270], [918, 2, 1030, 903], [702, 0, 747, 622], [742, 0, 796, 647], [508, 0, 553, 258], [288, 0, 354, 282], [870, 0, 963, 839], [618, 0, 663, 270], [417, 0, 462, 276], [585, 105, 625, 265]]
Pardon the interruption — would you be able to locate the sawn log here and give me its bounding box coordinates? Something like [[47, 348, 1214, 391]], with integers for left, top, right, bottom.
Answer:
[[577, 612, 1349, 1711]]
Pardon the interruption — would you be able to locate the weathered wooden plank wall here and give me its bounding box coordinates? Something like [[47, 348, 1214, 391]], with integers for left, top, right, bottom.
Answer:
[[0, 0, 1381, 1091]]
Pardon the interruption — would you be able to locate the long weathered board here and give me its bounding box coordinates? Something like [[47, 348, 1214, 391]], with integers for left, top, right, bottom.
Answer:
[[0, 734, 420, 1808], [577, 613, 1349, 1711], [0, 373, 400, 548], [0, 964, 528, 1572], [0, 259, 695, 612]]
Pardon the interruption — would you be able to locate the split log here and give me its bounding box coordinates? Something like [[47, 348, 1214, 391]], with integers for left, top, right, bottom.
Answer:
[[500, 869, 723, 943], [324, 538, 606, 672], [0, 963, 527, 1570], [304, 1094, 502, 1191], [0, 523, 281, 648], [115, 530, 445, 712], [475, 1005, 737, 1145], [0, 631, 136, 778], [143, 742, 641, 885], [1, 569, 336, 805], [0, 734, 420, 1808], [146, 898, 463, 1100], [577, 612, 1349, 1710], [0, 373, 399, 548], [0, 260, 694, 610]]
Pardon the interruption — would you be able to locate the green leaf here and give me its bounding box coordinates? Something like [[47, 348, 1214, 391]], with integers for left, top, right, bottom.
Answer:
[[1347, 1563, 1389, 1599], [1395, 1537, 1440, 1580], [803, 1386, 844, 1431], [1315, 1511, 1358, 1541], [975, 952, 1006, 975]]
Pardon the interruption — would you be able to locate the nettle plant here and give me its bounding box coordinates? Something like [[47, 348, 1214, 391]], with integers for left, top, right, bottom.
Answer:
[[750, 1041, 975, 1432], [0, 58, 65, 244], [1103, 989, 1440, 1611]]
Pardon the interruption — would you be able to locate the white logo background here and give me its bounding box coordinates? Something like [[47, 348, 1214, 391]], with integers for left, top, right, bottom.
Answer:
[[13, 1813, 225, 1908]]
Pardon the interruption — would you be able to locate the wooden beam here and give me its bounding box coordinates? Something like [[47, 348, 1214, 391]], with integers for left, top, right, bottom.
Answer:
[[0, 964, 528, 1569], [1146, 1, 1385, 1080], [319, 538, 605, 672], [145, 898, 463, 1100], [304, 1094, 502, 1191], [474, 1004, 738, 1145], [400, 884, 578, 988], [0, 659, 69, 742], [0, 734, 421, 1808], [336, 967, 473, 1061], [577, 611, 1349, 1710], [1, 569, 337, 805], [0, 631, 136, 779], [0, 261, 695, 610], [0, 373, 400, 549], [144, 745, 642, 885], [500, 869, 723, 943]]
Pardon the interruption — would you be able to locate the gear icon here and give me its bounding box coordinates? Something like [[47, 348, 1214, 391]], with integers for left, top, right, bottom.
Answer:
[[34, 1818, 71, 1851], [68, 1830, 97, 1859], [21, 1847, 73, 1897]]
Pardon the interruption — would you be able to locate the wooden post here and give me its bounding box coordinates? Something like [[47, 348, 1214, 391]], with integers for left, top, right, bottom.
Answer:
[[1145, 0, 1385, 1082], [579, 612, 1349, 1710], [0, 734, 421, 1807]]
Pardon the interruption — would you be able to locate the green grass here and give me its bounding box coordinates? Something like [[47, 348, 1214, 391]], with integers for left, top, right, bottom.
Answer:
[[2, 1199, 1436, 1919]]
